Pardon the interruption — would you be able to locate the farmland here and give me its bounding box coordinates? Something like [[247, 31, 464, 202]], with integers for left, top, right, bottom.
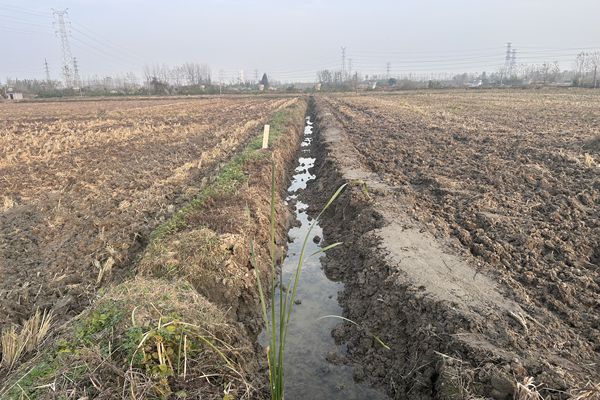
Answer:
[[313, 90, 600, 399], [1, 90, 599, 399], [0, 97, 291, 330]]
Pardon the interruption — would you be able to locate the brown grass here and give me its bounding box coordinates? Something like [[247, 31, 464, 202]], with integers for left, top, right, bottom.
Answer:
[[0, 309, 54, 371], [0, 98, 306, 400], [0, 278, 256, 399], [569, 382, 600, 400], [583, 152, 596, 167], [1, 196, 15, 212], [514, 377, 545, 400], [0, 96, 292, 333]]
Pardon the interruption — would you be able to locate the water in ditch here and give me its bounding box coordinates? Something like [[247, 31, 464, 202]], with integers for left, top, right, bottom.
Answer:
[[259, 116, 388, 400]]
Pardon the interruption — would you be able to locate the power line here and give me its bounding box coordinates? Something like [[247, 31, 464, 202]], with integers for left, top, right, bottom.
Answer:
[[70, 36, 140, 71], [69, 26, 144, 66], [0, 15, 52, 29], [349, 46, 505, 56], [0, 4, 48, 17], [0, 4, 146, 72], [70, 22, 147, 63], [0, 26, 46, 35]]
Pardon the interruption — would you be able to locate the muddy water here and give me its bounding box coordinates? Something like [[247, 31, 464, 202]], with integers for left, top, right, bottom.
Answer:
[[259, 117, 388, 400]]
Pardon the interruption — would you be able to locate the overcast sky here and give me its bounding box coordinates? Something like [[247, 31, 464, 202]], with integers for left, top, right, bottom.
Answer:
[[2, 0, 600, 83]]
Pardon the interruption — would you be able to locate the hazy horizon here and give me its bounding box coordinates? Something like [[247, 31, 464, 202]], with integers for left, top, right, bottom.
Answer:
[[2, 0, 600, 83]]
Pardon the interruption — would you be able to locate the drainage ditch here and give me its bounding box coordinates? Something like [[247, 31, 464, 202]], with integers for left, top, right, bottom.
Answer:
[[259, 115, 389, 400]]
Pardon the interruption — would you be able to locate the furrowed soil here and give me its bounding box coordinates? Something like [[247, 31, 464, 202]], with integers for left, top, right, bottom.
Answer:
[[0, 97, 292, 331], [0, 97, 308, 399], [310, 91, 599, 399]]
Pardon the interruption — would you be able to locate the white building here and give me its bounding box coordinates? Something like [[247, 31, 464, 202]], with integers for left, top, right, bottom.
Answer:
[[5, 88, 24, 100]]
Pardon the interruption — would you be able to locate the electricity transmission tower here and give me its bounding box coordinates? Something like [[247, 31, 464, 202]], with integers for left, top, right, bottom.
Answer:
[[504, 42, 512, 73], [348, 58, 352, 78], [73, 57, 81, 88], [52, 9, 75, 88], [510, 49, 517, 72], [44, 58, 51, 83], [341, 46, 346, 80], [386, 62, 391, 79]]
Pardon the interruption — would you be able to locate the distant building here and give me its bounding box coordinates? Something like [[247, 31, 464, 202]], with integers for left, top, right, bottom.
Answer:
[[468, 79, 483, 89], [6, 89, 23, 100]]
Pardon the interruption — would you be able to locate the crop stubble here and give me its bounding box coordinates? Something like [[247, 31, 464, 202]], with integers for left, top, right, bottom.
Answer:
[[0, 97, 290, 330]]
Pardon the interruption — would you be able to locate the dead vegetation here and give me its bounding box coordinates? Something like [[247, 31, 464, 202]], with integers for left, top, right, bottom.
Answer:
[[0, 96, 290, 334], [0, 278, 255, 400], [0, 309, 54, 372], [138, 99, 306, 319], [0, 98, 306, 399]]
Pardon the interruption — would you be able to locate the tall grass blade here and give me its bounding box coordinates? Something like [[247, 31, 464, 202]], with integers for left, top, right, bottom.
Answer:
[[316, 315, 391, 350], [309, 242, 343, 257], [253, 157, 347, 399]]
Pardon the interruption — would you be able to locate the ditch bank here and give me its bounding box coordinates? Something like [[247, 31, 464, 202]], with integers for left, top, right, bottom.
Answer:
[[0, 98, 307, 400], [307, 97, 593, 400]]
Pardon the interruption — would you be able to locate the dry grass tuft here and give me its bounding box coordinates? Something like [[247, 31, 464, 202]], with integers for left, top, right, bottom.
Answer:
[[95, 256, 115, 284], [0, 309, 54, 371], [514, 377, 545, 400], [1, 196, 15, 211], [0, 278, 257, 399], [569, 382, 600, 400], [0, 326, 27, 371], [583, 153, 596, 167], [22, 309, 54, 352]]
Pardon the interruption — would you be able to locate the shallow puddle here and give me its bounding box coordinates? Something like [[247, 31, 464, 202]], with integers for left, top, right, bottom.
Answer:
[[259, 117, 388, 400]]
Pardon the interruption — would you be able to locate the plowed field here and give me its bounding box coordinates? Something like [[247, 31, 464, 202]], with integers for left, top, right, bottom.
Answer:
[[317, 90, 600, 398], [0, 97, 290, 330]]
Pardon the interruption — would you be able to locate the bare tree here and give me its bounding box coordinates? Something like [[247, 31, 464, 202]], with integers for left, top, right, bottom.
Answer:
[[586, 52, 600, 88], [575, 52, 588, 86]]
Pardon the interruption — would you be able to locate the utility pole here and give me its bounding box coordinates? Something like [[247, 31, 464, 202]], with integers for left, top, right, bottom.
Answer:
[[386, 62, 391, 79], [44, 58, 51, 83], [594, 66, 598, 89], [52, 9, 75, 88], [218, 69, 224, 95], [348, 58, 352, 78], [577, 52, 587, 87], [341, 46, 346, 80]]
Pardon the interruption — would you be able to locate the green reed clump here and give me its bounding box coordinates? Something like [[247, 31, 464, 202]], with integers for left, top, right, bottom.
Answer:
[[252, 159, 345, 400]]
